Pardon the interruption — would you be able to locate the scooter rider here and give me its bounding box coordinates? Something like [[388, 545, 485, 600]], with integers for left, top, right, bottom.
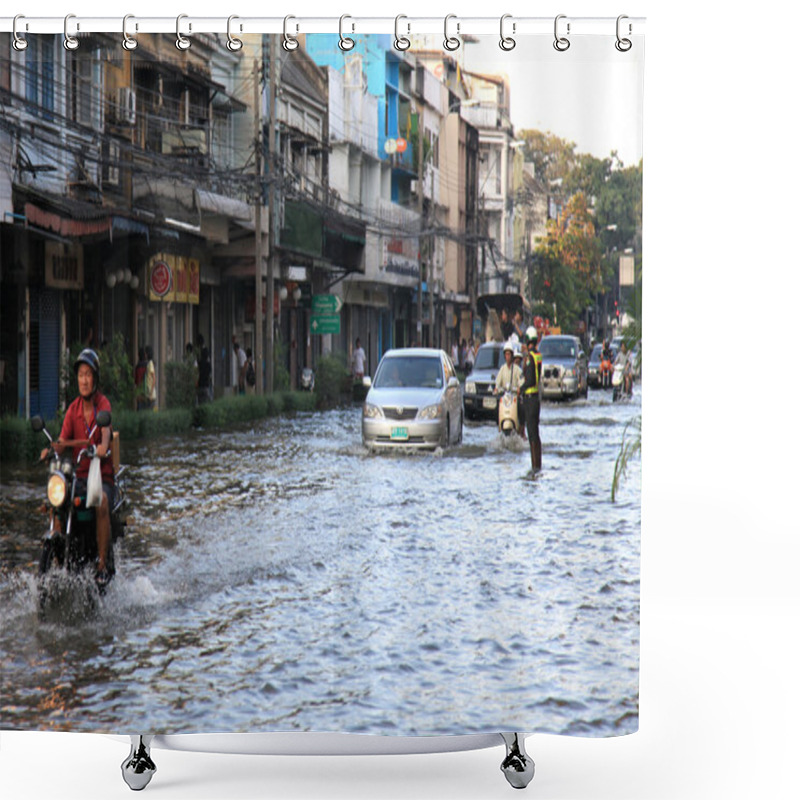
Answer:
[[41, 348, 114, 586], [495, 341, 524, 396], [522, 327, 543, 473]]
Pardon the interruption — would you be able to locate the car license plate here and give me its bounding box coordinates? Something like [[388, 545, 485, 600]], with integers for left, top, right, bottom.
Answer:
[[483, 397, 497, 410], [391, 427, 409, 440]]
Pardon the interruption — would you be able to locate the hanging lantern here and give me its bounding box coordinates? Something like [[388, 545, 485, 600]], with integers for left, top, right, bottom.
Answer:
[[279, 286, 288, 301], [129, 275, 140, 290], [106, 273, 117, 288], [116, 268, 125, 283], [292, 287, 302, 302], [123, 267, 132, 283]]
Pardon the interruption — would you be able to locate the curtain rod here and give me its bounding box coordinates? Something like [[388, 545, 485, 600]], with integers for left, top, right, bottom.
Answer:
[[0, 16, 646, 37]]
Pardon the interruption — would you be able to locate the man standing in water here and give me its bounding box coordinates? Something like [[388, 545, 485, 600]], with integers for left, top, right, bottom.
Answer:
[[522, 327, 543, 473]]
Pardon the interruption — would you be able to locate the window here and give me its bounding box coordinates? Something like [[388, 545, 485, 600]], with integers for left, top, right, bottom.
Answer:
[[22, 35, 57, 118], [67, 48, 103, 129]]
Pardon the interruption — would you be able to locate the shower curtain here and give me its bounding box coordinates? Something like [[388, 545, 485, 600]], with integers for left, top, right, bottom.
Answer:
[[0, 16, 643, 759]]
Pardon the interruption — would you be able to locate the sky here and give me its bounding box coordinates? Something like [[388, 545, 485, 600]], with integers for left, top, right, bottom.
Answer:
[[464, 34, 645, 167]]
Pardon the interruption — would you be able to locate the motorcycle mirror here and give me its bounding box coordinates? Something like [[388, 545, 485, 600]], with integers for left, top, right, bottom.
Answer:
[[96, 410, 112, 428], [31, 415, 45, 432]]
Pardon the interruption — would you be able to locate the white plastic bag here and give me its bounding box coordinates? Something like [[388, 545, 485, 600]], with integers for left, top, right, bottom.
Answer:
[[86, 455, 102, 508]]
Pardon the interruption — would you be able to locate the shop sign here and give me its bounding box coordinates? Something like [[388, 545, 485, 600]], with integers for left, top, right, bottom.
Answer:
[[148, 254, 200, 304], [45, 242, 84, 290]]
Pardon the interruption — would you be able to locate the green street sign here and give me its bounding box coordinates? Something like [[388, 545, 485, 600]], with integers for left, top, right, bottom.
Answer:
[[312, 294, 343, 314], [310, 314, 341, 335]]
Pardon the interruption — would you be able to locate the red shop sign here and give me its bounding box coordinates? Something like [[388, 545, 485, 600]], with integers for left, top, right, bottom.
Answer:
[[150, 260, 172, 298]]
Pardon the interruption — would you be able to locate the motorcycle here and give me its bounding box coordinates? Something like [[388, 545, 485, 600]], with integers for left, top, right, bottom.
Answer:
[[32, 410, 127, 607], [612, 361, 633, 401], [300, 367, 315, 391], [497, 385, 520, 436]]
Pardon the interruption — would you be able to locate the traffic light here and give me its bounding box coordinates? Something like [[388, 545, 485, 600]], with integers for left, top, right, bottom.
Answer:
[[614, 300, 619, 319]]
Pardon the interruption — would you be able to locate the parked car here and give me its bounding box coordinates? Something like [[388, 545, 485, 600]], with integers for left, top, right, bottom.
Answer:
[[539, 335, 589, 400], [362, 348, 463, 450], [588, 342, 618, 388], [463, 342, 505, 420]]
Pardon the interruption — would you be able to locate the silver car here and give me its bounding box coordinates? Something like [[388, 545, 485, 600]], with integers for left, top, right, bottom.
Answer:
[[362, 348, 464, 450], [539, 335, 589, 400]]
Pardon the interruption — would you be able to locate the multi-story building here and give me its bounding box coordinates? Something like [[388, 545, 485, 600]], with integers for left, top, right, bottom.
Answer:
[[461, 70, 520, 297], [0, 32, 254, 416]]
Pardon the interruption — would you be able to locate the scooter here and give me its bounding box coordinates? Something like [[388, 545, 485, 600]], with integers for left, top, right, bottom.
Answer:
[[612, 362, 633, 401], [497, 385, 520, 436], [32, 411, 127, 610]]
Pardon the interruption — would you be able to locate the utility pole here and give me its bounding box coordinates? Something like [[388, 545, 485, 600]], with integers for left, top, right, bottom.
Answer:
[[265, 34, 279, 393], [429, 170, 435, 348], [253, 58, 264, 394], [416, 103, 424, 347]]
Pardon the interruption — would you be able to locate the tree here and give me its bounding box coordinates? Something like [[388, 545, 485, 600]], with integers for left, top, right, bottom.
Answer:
[[532, 192, 603, 330], [518, 130, 578, 185]]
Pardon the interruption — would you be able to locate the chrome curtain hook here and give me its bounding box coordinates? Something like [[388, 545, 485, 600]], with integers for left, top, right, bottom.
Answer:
[[443, 14, 460, 52], [394, 14, 410, 51], [499, 14, 516, 51], [553, 14, 570, 52], [12, 15, 28, 51], [122, 15, 138, 51], [615, 14, 632, 52], [227, 15, 243, 52], [63, 14, 79, 51], [339, 15, 355, 51], [176, 14, 191, 50], [283, 15, 299, 51]]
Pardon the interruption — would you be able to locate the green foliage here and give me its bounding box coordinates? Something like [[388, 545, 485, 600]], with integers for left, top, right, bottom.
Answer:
[[165, 361, 197, 409], [519, 130, 578, 185], [0, 415, 60, 461], [1, 392, 316, 461], [533, 193, 603, 330], [64, 333, 135, 411], [314, 352, 350, 409], [611, 415, 642, 503]]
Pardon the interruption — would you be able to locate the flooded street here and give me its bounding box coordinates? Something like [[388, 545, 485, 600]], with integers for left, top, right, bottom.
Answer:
[[0, 389, 640, 737]]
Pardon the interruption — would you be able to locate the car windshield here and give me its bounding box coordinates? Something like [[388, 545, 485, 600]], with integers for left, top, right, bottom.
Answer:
[[590, 344, 603, 360], [539, 338, 577, 358], [473, 347, 502, 371], [374, 356, 443, 389]]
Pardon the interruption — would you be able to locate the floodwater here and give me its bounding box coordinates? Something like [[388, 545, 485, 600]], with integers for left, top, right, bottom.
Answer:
[[0, 387, 640, 737]]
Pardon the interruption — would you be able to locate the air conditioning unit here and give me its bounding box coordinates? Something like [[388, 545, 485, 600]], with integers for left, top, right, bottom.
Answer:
[[117, 87, 136, 126]]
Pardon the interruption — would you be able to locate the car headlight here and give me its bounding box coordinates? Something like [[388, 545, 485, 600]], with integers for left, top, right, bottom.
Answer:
[[47, 473, 67, 507], [363, 402, 383, 419], [418, 403, 443, 420], [465, 381, 476, 394]]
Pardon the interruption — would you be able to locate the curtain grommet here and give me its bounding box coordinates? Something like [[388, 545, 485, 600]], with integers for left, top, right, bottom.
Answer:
[[499, 14, 516, 51], [553, 14, 570, 52], [394, 15, 411, 51], [339, 15, 355, 51], [615, 15, 632, 52], [63, 14, 80, 51], [443, 14, 460, 52], [176, 14, 191, 51], [12, 15, 28, 51], [283, 15, 299, 51]]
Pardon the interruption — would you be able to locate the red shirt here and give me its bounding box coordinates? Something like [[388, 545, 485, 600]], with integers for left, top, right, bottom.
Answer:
[[59, 392, 114, 483]]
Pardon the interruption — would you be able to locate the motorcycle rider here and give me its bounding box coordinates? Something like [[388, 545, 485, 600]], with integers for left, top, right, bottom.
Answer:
[[601, 338, 614, 388], [41, 348, 114, 586], [615, 341, 634, 397], [522, 327, 543, 473]]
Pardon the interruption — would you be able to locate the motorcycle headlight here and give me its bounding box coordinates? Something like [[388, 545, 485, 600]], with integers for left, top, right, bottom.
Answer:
[[418, 403, 443, 420], [47, 473, 67, 507], [363, 402, 383, 419], [465, 381, 476, 394]]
